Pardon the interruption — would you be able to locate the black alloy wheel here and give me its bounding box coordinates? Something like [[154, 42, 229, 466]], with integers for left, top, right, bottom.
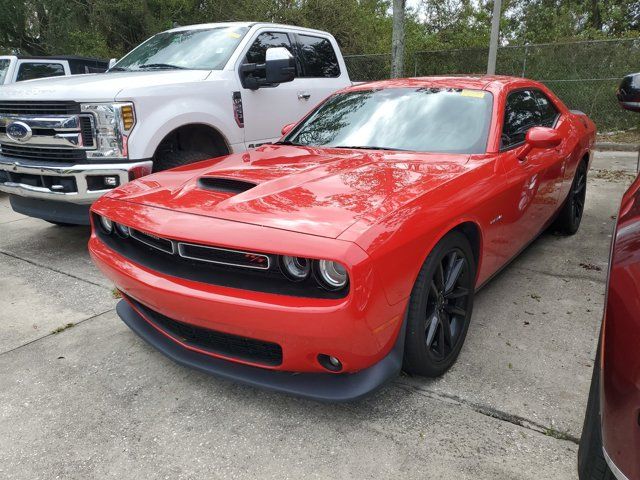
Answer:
[[404, 231, 476, 377]]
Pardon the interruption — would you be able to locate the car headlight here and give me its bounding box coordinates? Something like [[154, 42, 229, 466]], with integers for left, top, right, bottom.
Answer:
[[316, 260, 349, 290], [280, 256, 311, 281], [98, 215, 113, 234], [81, 102, 136, 159]]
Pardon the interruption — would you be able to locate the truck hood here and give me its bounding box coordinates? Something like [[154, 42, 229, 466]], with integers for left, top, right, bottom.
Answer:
[[0, 70, 210, 102], [106, 145, 472, 239]]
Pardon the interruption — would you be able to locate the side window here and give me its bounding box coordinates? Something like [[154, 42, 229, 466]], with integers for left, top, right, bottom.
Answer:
[[501, 89, 542, 149], [244, 32, 293, 79], [297, 35, 340, 78], [16, 62, 65, 82], [533, 90, 559, 128]]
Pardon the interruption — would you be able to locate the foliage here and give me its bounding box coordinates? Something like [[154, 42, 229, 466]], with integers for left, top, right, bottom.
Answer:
[[0, 0, 638, 59]]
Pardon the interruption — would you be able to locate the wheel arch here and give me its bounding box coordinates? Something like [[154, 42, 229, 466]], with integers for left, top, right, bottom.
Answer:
[[151, 123, 232, 161]]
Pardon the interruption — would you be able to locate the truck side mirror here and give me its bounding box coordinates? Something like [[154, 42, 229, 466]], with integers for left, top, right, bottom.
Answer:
[[617, 73, 640, 112], [108, 58, 117, 69], [264, 47, 295, 85]]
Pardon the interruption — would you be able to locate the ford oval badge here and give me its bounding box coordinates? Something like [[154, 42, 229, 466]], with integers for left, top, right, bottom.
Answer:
[[6, 121, 32, 142]]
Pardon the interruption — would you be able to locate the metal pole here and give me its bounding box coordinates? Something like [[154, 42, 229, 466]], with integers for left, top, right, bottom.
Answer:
[[487, 0, 502, 75]]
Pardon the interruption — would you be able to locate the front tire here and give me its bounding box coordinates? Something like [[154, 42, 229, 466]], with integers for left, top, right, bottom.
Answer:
[[578, 340, 615, 480], [403, 231, 476, 377], [554, 161, 587, 235]]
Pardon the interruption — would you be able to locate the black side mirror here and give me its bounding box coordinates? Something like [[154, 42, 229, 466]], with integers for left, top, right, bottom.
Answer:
[[617, 73, 640, 112], [240, 47, 295, 90], [264, 47, 295, 84]]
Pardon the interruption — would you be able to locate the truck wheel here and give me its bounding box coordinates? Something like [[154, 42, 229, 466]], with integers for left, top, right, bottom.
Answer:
[[403, 231, 476, 377], [554, 161, 587, 235], [578, 340, 615, 480], [153, 150, 216, 173]]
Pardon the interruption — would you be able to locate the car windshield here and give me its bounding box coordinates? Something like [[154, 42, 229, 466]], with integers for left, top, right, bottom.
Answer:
[[0, 59, 10, 84], [286, 87, 494, 154], [113, 26, 249, 71]]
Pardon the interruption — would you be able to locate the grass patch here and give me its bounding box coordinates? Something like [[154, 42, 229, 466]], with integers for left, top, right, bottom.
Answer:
[[597, 128, 640, 145], [544, 427, 574, 441], [111, 288, 122, 299], [51, 323, 75, 334]]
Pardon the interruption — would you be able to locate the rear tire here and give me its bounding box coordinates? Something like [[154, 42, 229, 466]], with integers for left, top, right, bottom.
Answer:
[[153, 150, 217, 173], [403, 231, 476, 377], [554, 161, 587, 235], [578, 340, 615, 480]]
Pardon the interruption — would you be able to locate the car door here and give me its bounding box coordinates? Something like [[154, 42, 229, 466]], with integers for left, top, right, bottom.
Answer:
[[238, 30, 312, 148], [498, 89, 564, 257]]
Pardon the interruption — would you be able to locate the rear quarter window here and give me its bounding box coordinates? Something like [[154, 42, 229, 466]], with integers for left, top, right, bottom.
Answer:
[[16, 62, 65, 82], [297, 35, 340, 78]]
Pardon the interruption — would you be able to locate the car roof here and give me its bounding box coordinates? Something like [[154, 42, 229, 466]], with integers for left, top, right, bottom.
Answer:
[[167, 21, 332, 36], [1, 55, 107, 62], [346, 75, 542, 93]]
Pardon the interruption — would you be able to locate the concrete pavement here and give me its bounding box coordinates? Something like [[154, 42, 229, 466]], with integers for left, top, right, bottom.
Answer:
[[0, 151, 636, 479]]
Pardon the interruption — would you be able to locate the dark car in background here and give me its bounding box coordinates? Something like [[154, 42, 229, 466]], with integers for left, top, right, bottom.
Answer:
[[578, 72, 640, 480]]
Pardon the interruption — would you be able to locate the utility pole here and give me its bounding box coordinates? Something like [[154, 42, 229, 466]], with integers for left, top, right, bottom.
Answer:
[[487, 0, 502, 75], [391, 0, 406, 78]]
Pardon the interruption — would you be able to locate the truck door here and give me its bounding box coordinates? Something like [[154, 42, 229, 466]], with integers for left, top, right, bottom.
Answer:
[[238, 30, 320, 148]]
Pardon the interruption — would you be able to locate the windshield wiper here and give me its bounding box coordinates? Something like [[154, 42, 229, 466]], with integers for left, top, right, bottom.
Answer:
[[137, 63, 186, 70], [332, 145, 403, 151], [273, 140, 305, 146]]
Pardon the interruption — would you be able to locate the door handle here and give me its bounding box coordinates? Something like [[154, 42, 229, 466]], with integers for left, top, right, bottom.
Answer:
[[297, 92, 311, 100]]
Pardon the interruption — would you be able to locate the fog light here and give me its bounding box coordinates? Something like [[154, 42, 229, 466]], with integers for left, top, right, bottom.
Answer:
[[104, 176, 118, 187], [318, 354, 342, 372]]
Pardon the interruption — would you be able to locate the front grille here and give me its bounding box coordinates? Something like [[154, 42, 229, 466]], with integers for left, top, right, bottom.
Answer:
[[0, 101, 80, 115], [128, 296, 283, 366], [0, 144, 87, 162], [94, 215, 348, 300]]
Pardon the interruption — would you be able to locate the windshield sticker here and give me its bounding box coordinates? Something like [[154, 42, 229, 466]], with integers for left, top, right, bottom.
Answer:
[[228, 32, 242, 39], [461, 89, 486, 98]]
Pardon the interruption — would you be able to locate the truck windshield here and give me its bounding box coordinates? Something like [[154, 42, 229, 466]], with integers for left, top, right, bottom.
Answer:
[[0, 59, 10, 84], [113, 26, 249, 71], [285, 87, 494, 154]]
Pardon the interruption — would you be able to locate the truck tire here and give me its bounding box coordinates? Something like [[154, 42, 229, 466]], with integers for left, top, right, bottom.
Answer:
[[577, 339, 615, 480], [153, 150, 218, 173]]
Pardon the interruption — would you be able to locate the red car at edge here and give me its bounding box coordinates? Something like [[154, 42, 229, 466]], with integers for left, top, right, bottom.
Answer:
[[578, 72, 640, 480], [89, 76, 596, 401]]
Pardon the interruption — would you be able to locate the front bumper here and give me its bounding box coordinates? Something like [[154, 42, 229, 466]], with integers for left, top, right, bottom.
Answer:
[[117, 298, 405, 401], [0, 155, 152, 204]]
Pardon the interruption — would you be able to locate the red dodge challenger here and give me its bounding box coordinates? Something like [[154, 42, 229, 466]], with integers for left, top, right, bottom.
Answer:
[[89, 76, 596, 401]]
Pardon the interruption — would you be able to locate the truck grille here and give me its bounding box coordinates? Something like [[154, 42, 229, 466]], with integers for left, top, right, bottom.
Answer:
[[127, 296, 283, 366], [0, 101, 80, 115], [0, 144, 86, 162]]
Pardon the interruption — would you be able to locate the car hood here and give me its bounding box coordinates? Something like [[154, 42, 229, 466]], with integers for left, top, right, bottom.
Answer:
[[107, 145, 472, 239], [0, 70, 210, 102]]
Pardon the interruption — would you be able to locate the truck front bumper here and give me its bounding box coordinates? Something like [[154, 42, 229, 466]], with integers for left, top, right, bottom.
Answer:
[[0, 156, 153, 203], [0, 156, 152, 224]]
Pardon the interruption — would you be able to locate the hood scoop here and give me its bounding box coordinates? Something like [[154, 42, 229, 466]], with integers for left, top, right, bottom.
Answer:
[[197, 177, 257, 195]]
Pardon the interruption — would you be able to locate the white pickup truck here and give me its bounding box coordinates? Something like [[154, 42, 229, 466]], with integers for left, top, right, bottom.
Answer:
[[0, 56, 109, 85], [0, 22, 351, 225]]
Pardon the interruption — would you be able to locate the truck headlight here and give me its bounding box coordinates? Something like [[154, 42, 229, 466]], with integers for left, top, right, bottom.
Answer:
[[80, 102, 136, 159]]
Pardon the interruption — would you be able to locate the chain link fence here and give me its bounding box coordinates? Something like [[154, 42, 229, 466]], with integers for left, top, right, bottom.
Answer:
[[345, 38, 640, 131]]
